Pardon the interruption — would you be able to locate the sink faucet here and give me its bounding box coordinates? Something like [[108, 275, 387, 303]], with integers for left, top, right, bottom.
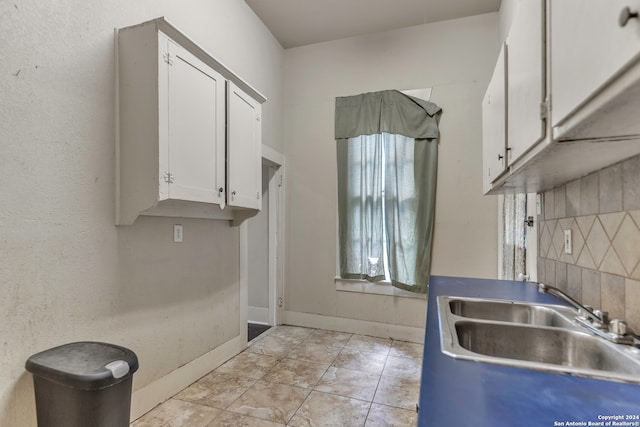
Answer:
[[538, 282, 640, 347], [537, 282, 604, 324]]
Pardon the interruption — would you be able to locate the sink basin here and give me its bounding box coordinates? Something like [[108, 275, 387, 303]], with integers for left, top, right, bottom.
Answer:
[[438, 296, 640, 383], [448, 298, 576, 328]]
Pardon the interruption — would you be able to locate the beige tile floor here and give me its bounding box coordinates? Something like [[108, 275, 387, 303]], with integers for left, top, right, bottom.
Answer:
[[131, 326, 422, 426]]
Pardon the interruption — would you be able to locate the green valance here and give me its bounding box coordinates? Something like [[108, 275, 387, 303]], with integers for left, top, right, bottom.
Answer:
[[335, 90, 442, 140]]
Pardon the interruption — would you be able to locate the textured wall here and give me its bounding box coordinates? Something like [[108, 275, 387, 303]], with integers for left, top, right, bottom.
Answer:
[[282, 13, 500, 328], [0, 1, 283, 426], [537, 154, 640, 332]]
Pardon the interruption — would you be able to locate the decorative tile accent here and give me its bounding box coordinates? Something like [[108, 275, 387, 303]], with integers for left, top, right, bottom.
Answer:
[[576, 246, 596, 270], [585, 219, 610, 268], [629, 209, 640, 228], [570, 220, 585, 264], [599, 212, 625, 240], [575, 215, 596, 239], [539, 222, 552, 258], [551, 222, 565, 261], [600, 247, 627, 277], [611, 215, 640, 275]]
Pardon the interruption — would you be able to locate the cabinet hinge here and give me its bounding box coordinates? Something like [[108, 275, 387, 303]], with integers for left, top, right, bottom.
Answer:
[[256, 192, 260, 199], [278, 174, 284, 187], [163, 172, 174, 184], [540, 100, 548, 120], [278, 297, 283, 308], [163, 52, 173, 66]]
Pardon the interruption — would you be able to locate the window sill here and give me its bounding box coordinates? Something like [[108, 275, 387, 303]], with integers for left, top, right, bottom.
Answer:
[[335, 277, 427, 299]]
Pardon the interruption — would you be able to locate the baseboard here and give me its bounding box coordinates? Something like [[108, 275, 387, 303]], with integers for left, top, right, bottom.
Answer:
[[283, 311, 425, 344], [248, 306, 269, 324], [130, 335, 244, 422]]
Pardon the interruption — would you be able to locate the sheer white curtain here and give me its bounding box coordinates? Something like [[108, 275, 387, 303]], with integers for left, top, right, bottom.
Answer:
[[335, 90, 442, 293]]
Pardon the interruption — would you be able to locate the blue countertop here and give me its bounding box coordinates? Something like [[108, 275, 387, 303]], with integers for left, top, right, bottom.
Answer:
[[418, 276, 640, 427]]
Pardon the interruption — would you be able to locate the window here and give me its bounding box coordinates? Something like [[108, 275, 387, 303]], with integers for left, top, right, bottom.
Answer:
[[335, 90, 442, 294]]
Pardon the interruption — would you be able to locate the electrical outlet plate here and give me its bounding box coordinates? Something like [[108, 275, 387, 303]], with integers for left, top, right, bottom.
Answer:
[[173, 224, 183, 243], [564, 229, 572, 254]]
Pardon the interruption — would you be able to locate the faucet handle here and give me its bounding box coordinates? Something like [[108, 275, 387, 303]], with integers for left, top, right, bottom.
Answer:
[[609, 319, 628, 336], [594, 310, 609, 324], [579, 306, 593, 319]]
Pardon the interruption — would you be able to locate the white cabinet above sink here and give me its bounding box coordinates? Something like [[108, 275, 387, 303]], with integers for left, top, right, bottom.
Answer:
[[483, 2, 640, 195]]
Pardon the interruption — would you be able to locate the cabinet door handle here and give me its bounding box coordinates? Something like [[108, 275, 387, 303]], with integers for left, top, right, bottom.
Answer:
[[232, 191, 237, 196], [620, 6, 639, 27], [498, 154, 504, 160], [218, 187, 224, 193]]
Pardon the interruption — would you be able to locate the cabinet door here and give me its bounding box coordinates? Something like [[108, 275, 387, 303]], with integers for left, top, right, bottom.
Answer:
[[506, 0, 545, 164], [551, 0, 640, 131], [227, 81, 262, 210], [483, 44, 507, 191], [160, 36, 226, 206]]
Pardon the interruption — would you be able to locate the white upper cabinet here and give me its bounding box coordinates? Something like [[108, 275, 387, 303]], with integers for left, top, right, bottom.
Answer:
[[116, 18, 266, 225], [505, 0, 545, 164], [550, 0, 640, 140], [482, 2, 640, 195], [161, 35, 226, 206], [227, 82, 262, 210], [482, 43, 507, 192]]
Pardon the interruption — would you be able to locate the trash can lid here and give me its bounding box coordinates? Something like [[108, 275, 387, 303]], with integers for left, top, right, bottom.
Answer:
[[25, 342, 139, 390]]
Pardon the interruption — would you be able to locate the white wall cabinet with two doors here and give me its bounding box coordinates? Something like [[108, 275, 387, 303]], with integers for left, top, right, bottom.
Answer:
[[483, 1, 640, 195], [116, 18, 265, 225]]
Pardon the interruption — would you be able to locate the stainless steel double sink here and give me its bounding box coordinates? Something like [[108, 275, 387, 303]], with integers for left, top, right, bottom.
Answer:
[[438, 296, 640, 383]]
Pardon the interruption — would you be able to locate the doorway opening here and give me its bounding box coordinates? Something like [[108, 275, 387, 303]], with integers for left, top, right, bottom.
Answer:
[[246, 147, 285, 340]]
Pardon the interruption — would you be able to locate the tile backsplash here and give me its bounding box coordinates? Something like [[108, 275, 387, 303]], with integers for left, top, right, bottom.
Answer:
[[537, 154, 640, 331]]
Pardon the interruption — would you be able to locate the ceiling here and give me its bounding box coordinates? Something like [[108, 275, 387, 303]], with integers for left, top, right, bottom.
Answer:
[[244, 0, 502, 49]]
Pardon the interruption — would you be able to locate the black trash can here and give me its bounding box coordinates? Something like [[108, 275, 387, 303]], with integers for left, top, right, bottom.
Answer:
[[25, 341, 139, 427]]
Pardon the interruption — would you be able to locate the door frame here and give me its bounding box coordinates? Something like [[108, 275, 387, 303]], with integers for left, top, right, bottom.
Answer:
[[261, 145, 285, 325]]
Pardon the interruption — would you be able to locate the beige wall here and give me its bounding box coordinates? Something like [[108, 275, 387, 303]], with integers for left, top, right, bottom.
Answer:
[[0, 1, 283, 426], [282, 13, 500, 330]]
